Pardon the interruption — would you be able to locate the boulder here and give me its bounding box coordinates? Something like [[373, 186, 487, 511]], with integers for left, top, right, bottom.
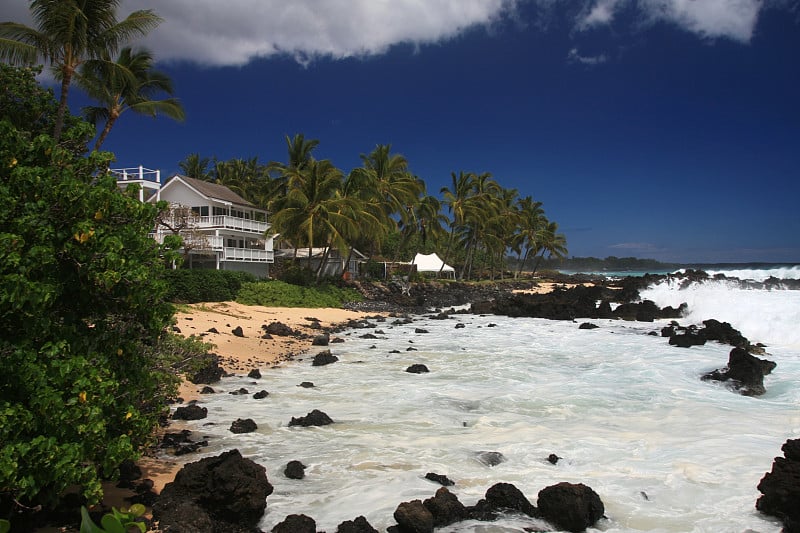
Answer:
[[393, 499, 433, 533], [271, 514, 316, 533], [406, 364, 429, 374], [424, 472, 454, 486], [312, 333, 330, 346], [263, 321, 295, 336], [187, 354, 224, 384], [336, 515, 379, 532], [284, 460, 306, 479], [475, 451, 506, 467], [578, 322, 598, 330], [200, 386, 215, 394], [756, 439, 800, 533], [253, 390, 269, 399], [229, 418, 257, 434], [701, 347, 777, 396], [537, 482, 604, 533], [231, 326, 245, 337], [172, 404, 207, 421], [423, 487, 468, 527], [289, 409, 334, 427], [312, 350, 339, 366], [153, 449, 272, 533], [247, 368, 261, 379]]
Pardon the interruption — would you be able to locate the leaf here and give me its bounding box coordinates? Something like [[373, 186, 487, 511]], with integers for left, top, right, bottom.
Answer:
[[79, 507, 103, 533], [100, 514, 126, 533]]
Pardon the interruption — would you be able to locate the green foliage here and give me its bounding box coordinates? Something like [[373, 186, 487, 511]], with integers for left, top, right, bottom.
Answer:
[[161, 269, 257, 303], [0, 518, 9, 533], [236, 280, 363, 308], [279, 265, 318, 287], [80, 504, 146, 533], [0, 65, 174, 508]]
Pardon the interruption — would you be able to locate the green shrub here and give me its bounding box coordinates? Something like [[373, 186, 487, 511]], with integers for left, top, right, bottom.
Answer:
[[162, 269, 257, 303], [236, 280, 363, 308], [0, 66, 176, 509], [279, 265, 317, 287]]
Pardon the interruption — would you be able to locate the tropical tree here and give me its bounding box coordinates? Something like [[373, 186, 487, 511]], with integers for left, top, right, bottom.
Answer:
[[531, 220, 568, 275], [79, 46, 184, 151], [178, 153, 213, 180], [353, 144, 423, 228], [513, 195, 545, 277], [0, 0, 162, 142]]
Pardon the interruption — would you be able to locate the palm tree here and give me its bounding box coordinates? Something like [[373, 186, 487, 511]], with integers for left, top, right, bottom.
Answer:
[[267, 133, 320, 210], [513, 196, 545, 277], [178, 153, 213, 180], [79, 46, 184, 151], [440, 171, 476, 278], [354, 144, 423, 226], [531, 221, 568, 276], [0, 0, 162, 142]]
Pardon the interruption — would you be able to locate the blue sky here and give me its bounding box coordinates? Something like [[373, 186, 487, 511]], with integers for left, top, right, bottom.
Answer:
[[5, 1, 800, 263]]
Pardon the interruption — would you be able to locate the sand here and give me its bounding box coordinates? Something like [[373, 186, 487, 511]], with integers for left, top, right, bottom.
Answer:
[[122, 302, 384, 500]]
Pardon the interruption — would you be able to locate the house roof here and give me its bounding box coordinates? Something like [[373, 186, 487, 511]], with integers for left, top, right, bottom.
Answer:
[[164, 174, 257, 208]]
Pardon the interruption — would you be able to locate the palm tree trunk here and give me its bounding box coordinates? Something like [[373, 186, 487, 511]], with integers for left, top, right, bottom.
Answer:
[[53, 69, 74, 143], [439, 227, 456, 277], [94, 116, 118, 151]]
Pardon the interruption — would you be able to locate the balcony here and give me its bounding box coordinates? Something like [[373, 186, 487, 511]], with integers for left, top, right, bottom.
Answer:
[[194, 215, 270, 234], [223, 247, 274, 263]]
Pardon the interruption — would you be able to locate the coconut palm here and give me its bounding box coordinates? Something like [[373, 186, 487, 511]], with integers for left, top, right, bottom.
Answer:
[[178, 153, 213, 180], [79, 46, 184, 151], [513, 195, 545, 277], [531, 220, 568, 275], [354, 144, 423, 225], [0, 0, 162, 142]]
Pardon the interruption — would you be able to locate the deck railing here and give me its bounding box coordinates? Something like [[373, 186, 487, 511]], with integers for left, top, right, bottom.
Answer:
[[194, 215, 270, 234]]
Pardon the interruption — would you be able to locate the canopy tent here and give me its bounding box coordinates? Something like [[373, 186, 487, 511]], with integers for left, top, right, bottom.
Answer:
[[413, 253, 455, 278]]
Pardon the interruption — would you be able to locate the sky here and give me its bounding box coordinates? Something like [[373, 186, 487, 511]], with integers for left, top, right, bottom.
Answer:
[[4, 0, 800, 263]]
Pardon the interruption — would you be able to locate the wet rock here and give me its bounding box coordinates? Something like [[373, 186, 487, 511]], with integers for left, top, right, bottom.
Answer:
[[200, 386, 215, 394], [284, 460, 306, 479], [425, 472, 454, 486], [475, 451, 506, 467], [424, 487, 468, 527], [172, 404, 208, 421], [702, 347, 777, 396], [579, 322, 598, 330], [312, 333, 330, 346], [289, 409, 333, 427], [415, 328, 430, 334], [757, 438, 800, 532], [312, 350, 339, 366], [298, 381, 315, 388], [206, 327, 218, 334], [455, 323, 466, 329], [336, 515, 379, 532], [247, 368, 261, 379], [271, 513, 316, 533], [537, 482, 604, 533], [393, 499, 433, 533], [229, 418, 257, 434], [253, 390, 269, 399], [406, 364, 429, 374], [467, 482, 538, 521], [228, 388, 249, 395], [669, 332, 706, 347], [547, 454, 560, 464], [153, 449, 272, 533]]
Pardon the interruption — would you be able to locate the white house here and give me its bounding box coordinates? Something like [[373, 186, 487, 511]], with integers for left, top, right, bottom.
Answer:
[[112, 168, 274, 277]]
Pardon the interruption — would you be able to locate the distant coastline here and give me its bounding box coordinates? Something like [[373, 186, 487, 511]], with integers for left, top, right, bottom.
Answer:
[[531, 256, 800, 277]]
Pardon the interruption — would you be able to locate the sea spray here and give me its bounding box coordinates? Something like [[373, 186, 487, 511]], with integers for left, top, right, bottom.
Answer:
[[641, 277, 800, 347]]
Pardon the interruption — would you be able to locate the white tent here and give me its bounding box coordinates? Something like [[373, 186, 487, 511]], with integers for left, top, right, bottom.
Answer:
[[413, 253, 455, 278]]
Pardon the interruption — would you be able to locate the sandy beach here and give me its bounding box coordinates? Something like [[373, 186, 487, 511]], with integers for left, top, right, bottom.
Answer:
[[134, 302, 384, 495]]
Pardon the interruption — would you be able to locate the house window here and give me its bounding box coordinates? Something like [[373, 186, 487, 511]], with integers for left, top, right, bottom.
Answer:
[[213, 207, 226, 216], [191, 206, 209, 217]]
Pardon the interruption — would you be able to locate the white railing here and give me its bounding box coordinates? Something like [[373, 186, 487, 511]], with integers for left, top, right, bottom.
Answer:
[[110, 166, 161, 185], [194, 215, 270, 234], [223, 248, 274, 263]]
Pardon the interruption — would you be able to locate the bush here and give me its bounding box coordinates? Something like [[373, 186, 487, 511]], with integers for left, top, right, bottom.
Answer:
[[0, 66, 176, 510], [236, 280, 363, 308], [162, 269, 257, 303]]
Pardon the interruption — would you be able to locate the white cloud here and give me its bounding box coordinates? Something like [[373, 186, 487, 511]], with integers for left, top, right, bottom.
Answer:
[[576, 0, 763, 42], [578, 0, 625, 29], [115, 0, 518, 66], [567, 47, 608, 65], [639, 0, 762, 42]]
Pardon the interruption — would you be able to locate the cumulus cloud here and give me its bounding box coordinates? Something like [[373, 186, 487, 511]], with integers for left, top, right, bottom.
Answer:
[[576, 0, 763, 42], [115, 0, 519, 66]]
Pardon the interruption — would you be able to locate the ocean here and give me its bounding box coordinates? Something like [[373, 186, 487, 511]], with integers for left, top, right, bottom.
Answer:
[[174, 267, 800, 532]]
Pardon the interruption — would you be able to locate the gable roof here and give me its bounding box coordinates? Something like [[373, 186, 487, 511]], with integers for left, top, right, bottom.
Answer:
[[164, 174, 257, 208]]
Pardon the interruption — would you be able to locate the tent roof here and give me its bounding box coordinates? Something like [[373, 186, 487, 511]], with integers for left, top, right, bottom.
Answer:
[[414, 252, 454, 272]]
